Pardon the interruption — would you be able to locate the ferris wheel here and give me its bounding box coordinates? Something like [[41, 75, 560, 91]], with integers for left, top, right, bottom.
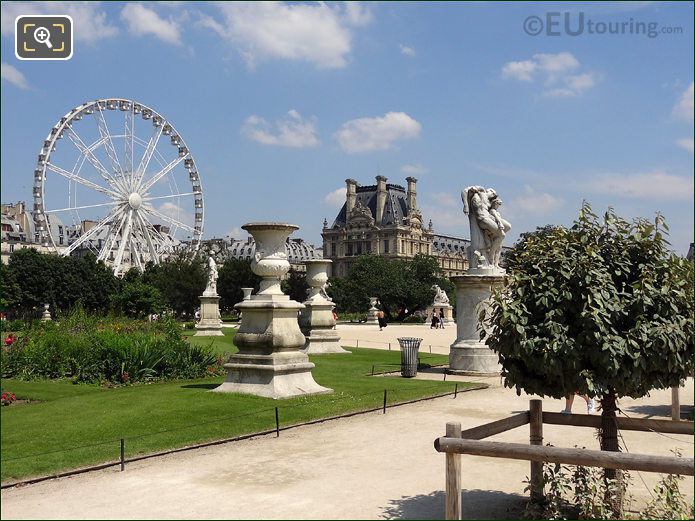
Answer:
[[32, 98, 204, 275]]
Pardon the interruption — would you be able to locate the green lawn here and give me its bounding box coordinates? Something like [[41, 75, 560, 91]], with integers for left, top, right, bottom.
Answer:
[[1, 343, 474, 483]]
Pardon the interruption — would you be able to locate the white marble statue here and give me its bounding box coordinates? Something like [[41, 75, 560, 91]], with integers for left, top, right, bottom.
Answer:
[[431, 284, 450, 305], [461, 186, 511, 270], [204, 256, 218, 296]]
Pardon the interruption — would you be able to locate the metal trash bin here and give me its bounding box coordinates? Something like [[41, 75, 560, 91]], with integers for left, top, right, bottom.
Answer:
[[398, 337, 423, 378]]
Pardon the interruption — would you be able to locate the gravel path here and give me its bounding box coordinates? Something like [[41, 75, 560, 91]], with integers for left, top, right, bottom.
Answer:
[[2, 373, 692, 519]]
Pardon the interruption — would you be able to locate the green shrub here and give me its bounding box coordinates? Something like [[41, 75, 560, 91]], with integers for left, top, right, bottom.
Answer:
[[0, 311, 220, 384], [402, 315, 426, 324]]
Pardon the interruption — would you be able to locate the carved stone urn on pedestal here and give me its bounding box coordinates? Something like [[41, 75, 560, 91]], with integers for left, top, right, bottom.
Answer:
[[213, 222, 331, 399], [299, 260, 348, 354]]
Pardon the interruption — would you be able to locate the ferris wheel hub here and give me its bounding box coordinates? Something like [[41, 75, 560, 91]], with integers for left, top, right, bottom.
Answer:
[[128, 192, 142, 210]]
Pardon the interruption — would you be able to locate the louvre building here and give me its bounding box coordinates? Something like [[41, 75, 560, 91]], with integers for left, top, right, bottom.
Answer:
[[322, 176, 470, 278]]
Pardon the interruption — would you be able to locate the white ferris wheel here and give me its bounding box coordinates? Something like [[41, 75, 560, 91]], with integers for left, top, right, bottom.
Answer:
[[32, 98, 204, 275]]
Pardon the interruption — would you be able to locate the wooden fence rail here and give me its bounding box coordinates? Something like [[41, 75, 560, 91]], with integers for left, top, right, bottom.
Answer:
[[435, 399, 695, 520]]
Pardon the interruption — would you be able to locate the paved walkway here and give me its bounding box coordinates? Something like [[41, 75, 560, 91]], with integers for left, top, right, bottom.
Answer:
[[337, 323, 456, 354], [2, 328, 693, 519]]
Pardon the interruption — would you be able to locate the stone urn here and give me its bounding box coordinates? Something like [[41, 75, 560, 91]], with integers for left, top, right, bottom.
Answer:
[[214, 222, 331, 399], [247, 222, 296, 295], [300, 260, 347, 354], [41, 303, 52, 322], [241, 287, 253, 301], [367, 297, 379, 324]]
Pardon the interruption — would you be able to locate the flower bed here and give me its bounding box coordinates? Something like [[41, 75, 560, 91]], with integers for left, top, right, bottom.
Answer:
[[1, 311, 224, 384]]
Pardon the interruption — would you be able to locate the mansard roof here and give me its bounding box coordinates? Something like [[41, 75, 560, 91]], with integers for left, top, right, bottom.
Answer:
[[331, 183, 410, 228]]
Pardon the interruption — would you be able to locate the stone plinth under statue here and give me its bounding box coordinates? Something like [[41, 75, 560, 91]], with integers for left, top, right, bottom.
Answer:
[[367, 297, 379, 324], [448, 186, 511, 376], [448, 273, 504, 375], [299, 260, 348, 354], [429, 284, 454, 323], [195, 256, 224, 337], [214, 222, 332, 399]]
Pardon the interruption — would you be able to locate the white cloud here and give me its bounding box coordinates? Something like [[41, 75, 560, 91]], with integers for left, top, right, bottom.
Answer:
[[401, 163, 428, 175], [228, 226, 244, 239], [1, 63, 29, 90], [676, 138, 694, 153], [508, 186, 564, 215], [200, 2, 368, 69], [344, 2, 373, 26], [157, 202, 194, 230], [399, 44, 416, 57], [121, 3, 181, 45], [1, 2, 118, 43], [323, 187, 347, 207], [591, 171, 694, 200], [334, 112, 422, 153], [502, 52, 597, 97], [241, 110, 319, 148], [430, 192, 458, 208], [672, 82, 694, 121]]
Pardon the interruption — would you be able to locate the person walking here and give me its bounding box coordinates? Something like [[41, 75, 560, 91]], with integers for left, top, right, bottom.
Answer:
[[438, 308, 446, 329], [562, 393, 596, 414], [430, 312, 439, 329], [377, 310, 387, 331]]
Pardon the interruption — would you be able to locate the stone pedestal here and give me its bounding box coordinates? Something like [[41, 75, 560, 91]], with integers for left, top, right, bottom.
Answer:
[[429, 305, 455, 324], [300, 260, 348, 354], [367, 297, 379, 324], [214, 222, 332, 399], [41, 303, 52, 322], [195, 294, 224, 336], [448, 271, 505, 376]]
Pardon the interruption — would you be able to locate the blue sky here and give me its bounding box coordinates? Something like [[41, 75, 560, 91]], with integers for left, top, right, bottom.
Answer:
[[1, 1, 693, 253]]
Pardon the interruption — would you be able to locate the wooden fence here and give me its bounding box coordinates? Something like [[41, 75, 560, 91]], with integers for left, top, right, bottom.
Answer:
[[434, 399, 694, 520]]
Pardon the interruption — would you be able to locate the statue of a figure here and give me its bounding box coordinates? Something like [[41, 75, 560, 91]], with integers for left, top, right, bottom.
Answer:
[[431, 284, 450, 305], [204, 256, 218, 295], [461, 186, 511, 270]]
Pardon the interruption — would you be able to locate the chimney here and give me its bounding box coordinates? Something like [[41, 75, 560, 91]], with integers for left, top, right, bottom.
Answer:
[[406, 177, 417, 213], [345, 178, 358, 214], [375, 175, 388, 224]]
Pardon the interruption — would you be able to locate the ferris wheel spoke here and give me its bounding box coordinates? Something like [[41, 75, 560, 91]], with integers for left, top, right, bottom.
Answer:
[[62, 205, 122, 256], [143, 192, 198, 202], [113, 209, 134, 274], [98, 209, 128, 262], [135, 211, 160, 264], [46, 162, 121, 199], [93, 104, 125, 184], [44, 200, 120, 214], [142, 205, 196, 234], [130, 233, 143, 271], [65, 127, 127, 194], [124, 104, 135, 189], [135, 125, 164, 189], [140, 154, 189, 193]]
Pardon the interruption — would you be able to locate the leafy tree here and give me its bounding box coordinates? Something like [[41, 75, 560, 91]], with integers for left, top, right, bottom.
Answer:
[[142, 256, 206, 318], [482, 204, 694, 513], [282, 268, 309, 303], [110, 280, 164, 318], [328, 254, 453, 319], [0, 261, 21, 313], [217, 258, 261, 312]]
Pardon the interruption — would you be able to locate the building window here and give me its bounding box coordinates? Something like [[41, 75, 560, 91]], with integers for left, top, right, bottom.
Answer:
[[347, 243, 353, 256], [9, 244, 14, 252], [59, 236, 64, 245], [356, 242, 362, 255], [410, 242, 414, 255], [331, 242, 336, 257], [383, 239, 389, 253], [365, 242, 371, 254]]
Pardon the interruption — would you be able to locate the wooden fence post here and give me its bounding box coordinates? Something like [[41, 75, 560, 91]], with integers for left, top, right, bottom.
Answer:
[[529, 399, 543, 502], [671, 386, 680, 421], [445, 421, 462, 520]]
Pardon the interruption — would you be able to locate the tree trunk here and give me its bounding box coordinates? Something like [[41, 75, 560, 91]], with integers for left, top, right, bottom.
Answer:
[[600, 391, 623, 517]]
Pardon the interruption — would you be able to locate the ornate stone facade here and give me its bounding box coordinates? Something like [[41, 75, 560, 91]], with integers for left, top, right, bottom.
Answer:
[[322, 176, 470, 278]]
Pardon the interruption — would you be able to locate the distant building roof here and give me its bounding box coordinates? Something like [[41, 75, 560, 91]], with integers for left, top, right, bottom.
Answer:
[[204, 237, 322, 265], [332, 183, 410, 228]]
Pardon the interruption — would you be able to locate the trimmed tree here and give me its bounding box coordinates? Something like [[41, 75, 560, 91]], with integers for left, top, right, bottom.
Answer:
[[482, 204, 694, 510]]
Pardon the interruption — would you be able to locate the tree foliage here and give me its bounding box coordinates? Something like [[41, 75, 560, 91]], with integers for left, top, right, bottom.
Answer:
[[282, 268, 309, 303], [483, 203, 694, 400], [328, 254, 454, 318], [217, 258, 261, 312], [141, 256, 207, 318], [110, 280, 164, 319]]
